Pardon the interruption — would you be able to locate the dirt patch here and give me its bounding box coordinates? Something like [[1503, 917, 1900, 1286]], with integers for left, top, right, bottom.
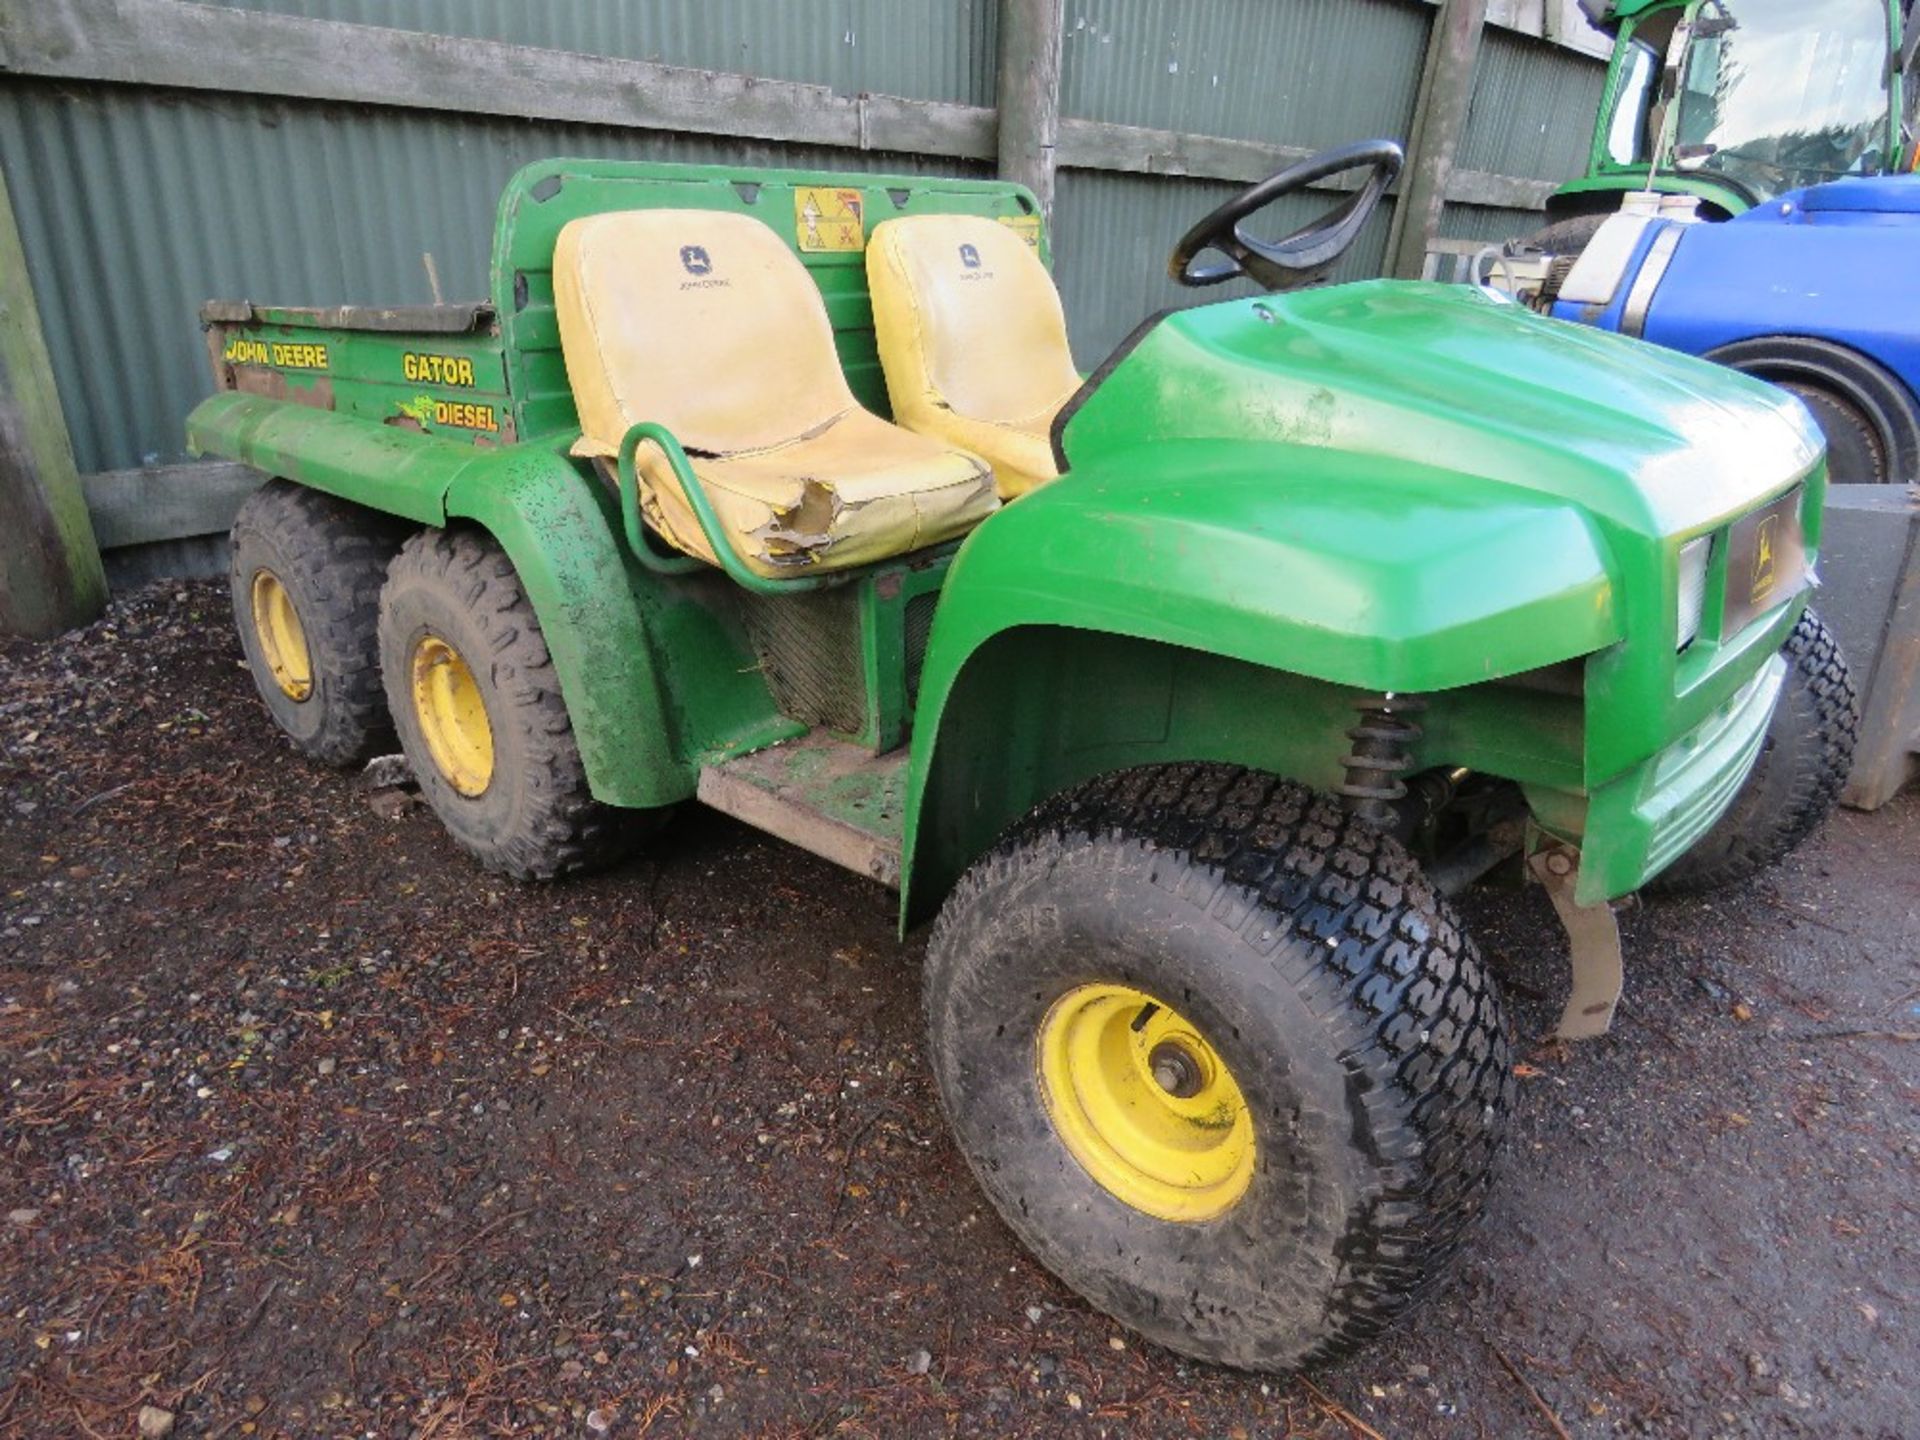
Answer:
[[3, 581, 1916, 1438]]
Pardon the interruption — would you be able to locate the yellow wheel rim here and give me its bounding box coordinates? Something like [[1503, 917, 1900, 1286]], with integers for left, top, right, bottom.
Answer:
[[1036, 983, 1255, 1223], [409, 634, 494, 797], [249, 569, 313, 701]]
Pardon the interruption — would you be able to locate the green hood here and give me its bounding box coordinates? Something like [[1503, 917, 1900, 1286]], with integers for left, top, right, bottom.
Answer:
[[952, 279, 1827, 703], [1059, 281, 1821, 546]]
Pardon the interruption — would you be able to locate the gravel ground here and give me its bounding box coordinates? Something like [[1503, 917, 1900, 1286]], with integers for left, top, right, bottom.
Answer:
[[2, 580, 1915, 1440]]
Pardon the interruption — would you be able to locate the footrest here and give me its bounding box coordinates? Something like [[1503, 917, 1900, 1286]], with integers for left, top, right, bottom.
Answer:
[[698, 732, 907, 887]]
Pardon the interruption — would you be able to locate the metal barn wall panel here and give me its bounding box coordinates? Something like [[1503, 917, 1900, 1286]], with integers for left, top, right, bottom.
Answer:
[[0, 82, 984, 475], [1436, 202, 1558, 247], [1057, 0, 1430, 146], [1052, 169, 1398, 364], [0, 2, 1609, 494], [1455, 30, 1604, 184], [204, 0, 999, 107]]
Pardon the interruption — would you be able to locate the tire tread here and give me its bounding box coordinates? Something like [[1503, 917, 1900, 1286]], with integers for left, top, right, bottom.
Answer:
[[1652, 610, 1857, 895], [927, 763, 1515, 1369], [229, 479, 406, 766], [380, 527, 647, 881]]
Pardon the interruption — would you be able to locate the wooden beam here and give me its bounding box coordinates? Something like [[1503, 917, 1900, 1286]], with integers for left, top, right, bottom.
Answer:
[[1056, 117, 1554, 209], [995, 0, 1067, 216], [0, 162, 106, 638], [0, 0, 996, 161], [1444, 168, 1557, 211], [1, 0, 1557, 218], [81, 461, 262, 550], [1387, 0, 1491, 279]]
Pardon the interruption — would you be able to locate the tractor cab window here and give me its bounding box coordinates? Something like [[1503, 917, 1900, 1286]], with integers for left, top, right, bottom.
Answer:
[[1605, 39, 1661, 165], [1667, 0, 1892, 200]]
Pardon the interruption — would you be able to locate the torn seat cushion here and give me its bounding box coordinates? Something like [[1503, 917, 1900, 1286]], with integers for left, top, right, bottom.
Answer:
[[555, 208, 996, 576], [867, 214, 1084, 499]]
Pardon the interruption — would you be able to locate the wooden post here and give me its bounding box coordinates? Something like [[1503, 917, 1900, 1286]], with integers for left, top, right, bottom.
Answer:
[[0, 163, 107, 638], [996, 0, 1066, 217], [1385, 0, 1489, 280]]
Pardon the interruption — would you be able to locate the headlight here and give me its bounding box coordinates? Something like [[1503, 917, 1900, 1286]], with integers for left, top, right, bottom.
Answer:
[[1677, 535, 1712, 650]]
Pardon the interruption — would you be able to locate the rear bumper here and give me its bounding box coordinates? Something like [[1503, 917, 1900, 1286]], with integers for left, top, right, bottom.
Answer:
[[1577, 652, 1785, 903]]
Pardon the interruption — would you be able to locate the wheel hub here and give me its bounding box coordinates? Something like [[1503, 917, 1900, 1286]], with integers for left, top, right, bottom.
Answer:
[[249, 568, 313, 701], [409, 633, 495, 796], [1148, 1039, 1204, 1098], [1035, 983, 1254, 1222]]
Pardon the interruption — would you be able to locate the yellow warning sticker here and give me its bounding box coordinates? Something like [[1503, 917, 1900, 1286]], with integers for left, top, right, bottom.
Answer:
[[795, 187, 866, 252], [998, 214, 1043, 250]]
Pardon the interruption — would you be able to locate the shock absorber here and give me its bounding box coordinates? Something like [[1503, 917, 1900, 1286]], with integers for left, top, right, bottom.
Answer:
[[1338, 694, 1427, 828]]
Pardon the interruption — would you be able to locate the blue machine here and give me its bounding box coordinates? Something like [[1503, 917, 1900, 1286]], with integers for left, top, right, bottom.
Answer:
[[1539, 177, 1920, 483], [1507, 0, 1920, 484]]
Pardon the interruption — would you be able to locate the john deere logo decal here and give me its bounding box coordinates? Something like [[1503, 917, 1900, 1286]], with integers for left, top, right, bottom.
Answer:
[[1750, 514, 1779, 604], [677, 244, 729, 290], [959, 243, 981, 269]]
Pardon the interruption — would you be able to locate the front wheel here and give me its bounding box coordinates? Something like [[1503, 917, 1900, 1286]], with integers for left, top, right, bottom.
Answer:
[[1650, 609, 1858, 896], [924, 765, 1514, 1373]]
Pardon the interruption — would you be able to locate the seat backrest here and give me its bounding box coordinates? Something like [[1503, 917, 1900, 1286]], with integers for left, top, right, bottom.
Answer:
[[554, 208, 855, 456], [869, 215, 1081, 425]]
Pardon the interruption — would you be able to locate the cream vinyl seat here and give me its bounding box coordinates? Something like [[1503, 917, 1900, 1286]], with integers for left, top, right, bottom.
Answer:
[[867, 214, 1084, 499], [555, 209, 996, 577]]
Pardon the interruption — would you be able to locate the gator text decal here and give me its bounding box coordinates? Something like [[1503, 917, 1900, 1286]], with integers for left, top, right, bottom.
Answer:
[[402, 352, 478, 387]]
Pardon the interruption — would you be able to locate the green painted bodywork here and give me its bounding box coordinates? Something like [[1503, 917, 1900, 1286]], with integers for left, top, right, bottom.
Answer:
[[186, 157, 1824, 924], [189, 160, 1041, 813], [900, 282, 1824, 912], [1556, 1, 1906, 219]]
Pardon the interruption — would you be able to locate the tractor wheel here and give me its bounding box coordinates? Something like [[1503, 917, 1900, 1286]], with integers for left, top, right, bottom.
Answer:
[[378, 526, 654, 880], [924, 764, 1514, 1373], [1650, 610, 1858, 897], [1707, 336, 1920, 485], [229, 479, 408, 767]]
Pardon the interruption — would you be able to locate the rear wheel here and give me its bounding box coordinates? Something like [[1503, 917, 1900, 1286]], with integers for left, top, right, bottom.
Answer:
[[924, 764, 1513, 1373], [1651, 609, 1858, 896], [378, 527, 653, 880], [229, 480, 407, 766]]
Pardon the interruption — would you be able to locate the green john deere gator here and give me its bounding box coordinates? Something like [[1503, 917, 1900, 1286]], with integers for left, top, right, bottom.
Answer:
[[187, 143, 1857, 1372]]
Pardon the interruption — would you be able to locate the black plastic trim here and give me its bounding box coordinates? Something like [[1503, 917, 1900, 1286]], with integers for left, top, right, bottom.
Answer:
[[1048, 309, 1175, 474]]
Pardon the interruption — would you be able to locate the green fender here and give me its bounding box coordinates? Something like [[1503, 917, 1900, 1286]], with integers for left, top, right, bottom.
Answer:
[[1548, 173, 1750, 221], [441, 445, 689, 810], [897, 438, 1620, 924], [187, 391, 688, 809]]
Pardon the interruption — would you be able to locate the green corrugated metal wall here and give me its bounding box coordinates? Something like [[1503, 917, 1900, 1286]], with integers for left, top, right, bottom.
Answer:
[[0, 0, 1603, 476], [1050, 0, 1432, 358], [0, 82, 984, 475], [214, 0, 1000, 106]]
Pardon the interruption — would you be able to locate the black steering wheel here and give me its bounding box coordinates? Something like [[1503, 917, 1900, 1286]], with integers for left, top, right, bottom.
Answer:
[[1169, 139, 1404, 292]]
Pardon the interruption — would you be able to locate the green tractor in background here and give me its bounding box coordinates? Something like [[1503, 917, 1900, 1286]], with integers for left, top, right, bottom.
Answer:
[[1545, 0, 1912, 232], [189, 143, 1855, 1372]]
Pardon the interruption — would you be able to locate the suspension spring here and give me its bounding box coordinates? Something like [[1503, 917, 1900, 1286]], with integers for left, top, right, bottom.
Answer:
[[1337, 695, 1427, 828]]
